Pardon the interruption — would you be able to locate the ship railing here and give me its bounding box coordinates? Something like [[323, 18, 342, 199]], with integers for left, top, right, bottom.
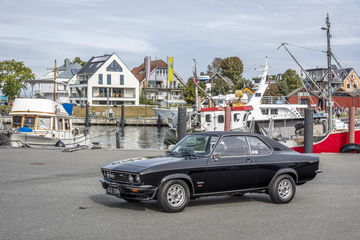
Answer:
[[261, 96, 289, 104]]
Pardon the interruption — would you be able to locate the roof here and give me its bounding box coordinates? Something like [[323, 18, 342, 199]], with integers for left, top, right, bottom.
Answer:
[[306, 65, 355, 81], [77, 54, 112, 75], [57, 59, 82, 79], [189, 131, 292, 151], [131, 59, 168, 83]]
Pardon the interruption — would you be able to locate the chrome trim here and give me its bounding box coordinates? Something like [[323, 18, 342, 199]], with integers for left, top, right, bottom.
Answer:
[[193, 187, 266, 196], [315, 169, 323, 174]]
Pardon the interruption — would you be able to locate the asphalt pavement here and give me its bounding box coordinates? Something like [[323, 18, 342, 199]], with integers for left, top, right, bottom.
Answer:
[[0, 148, 359, 240]]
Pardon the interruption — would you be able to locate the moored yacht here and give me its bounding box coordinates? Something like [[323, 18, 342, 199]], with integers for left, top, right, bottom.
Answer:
[[0, 98, 87, 147]]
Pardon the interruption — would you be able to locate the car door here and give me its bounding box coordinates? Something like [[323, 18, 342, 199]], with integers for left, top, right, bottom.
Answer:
[[246, 136, 274, 188], [205, 135, 257, 193]]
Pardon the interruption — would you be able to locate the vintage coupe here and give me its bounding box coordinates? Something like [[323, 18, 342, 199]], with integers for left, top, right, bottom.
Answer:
[[100, 132, 321, 212]]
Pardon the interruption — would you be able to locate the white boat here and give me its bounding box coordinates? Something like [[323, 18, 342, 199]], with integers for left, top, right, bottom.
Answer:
[[0, 98, 87, 147]]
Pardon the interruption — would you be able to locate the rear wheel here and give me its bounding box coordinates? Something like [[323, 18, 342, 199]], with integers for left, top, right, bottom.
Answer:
[[157, 179, 190, 213], [268, 174, 296, 204]]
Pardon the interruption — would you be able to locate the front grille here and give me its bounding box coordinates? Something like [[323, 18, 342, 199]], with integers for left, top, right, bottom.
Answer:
[[102, 170, 129, 183]]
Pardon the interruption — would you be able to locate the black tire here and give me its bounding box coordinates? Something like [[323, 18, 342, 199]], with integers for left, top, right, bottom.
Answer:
[[268, 174, 296, 204], [157, 179, 190, 213], [122, 197, 140, 203]]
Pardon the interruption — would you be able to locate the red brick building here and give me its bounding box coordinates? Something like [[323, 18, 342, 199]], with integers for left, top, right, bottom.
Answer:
[[287, 88, 360, 109]]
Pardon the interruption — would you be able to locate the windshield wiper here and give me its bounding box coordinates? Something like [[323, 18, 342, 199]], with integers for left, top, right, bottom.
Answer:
[[180, 151, 197, 159]]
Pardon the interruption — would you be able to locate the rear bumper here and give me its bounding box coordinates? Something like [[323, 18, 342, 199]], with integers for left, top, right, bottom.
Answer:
[[99, 178, 157, 200]]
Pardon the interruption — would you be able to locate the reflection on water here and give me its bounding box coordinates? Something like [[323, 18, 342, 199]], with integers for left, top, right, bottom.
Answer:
[[87, 125, 168, 149]]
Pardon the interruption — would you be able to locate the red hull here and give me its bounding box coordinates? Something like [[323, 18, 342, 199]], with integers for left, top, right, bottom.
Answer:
[[291, 130, 360, 153]]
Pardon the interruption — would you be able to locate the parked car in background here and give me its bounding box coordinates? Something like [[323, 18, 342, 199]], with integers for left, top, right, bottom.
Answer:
[[100, 132, 321, 212]]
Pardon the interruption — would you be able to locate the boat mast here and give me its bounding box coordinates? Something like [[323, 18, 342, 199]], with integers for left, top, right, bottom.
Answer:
[[322, 13, 333, 131], [53, 60, 57, 101], [192, 58, 199, 111]]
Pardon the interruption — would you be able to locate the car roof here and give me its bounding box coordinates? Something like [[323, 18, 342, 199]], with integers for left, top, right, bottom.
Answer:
[[189, 131, 293, 152]]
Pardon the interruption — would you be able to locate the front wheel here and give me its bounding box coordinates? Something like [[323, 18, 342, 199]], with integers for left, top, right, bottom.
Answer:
[[268, 174, 296, 204], [157, 179, 190, 213]]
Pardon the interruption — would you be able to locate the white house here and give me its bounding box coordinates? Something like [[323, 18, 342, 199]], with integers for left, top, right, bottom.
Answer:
[[68, 53, 139, 106]]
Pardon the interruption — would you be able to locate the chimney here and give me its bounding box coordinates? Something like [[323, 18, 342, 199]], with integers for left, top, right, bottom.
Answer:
[[64, 58, 70, 68], [144, 56, 151, 83]]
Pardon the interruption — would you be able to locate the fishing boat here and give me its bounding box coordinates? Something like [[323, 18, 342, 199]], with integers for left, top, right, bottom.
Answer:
[[0, 98, 87, 147]]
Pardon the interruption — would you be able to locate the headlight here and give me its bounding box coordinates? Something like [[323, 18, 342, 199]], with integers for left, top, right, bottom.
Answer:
[[128, 174, 140, 184]]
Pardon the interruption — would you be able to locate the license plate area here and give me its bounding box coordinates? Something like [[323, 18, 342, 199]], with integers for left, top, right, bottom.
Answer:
[[106, 186, 121, 197]]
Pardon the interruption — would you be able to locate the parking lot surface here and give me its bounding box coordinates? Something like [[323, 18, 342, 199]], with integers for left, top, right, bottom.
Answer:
[[0, 149, 359, 240]]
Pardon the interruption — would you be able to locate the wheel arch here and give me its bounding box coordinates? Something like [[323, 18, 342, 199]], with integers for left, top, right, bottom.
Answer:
[[158, 173, 195, 196], [269, 168, 298, 186]]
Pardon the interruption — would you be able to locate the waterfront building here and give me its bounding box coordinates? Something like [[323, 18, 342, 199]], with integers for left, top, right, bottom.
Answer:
[[304, 65, 360, 92], [131, 57, 186, 105], [68, 53, 139, 106], [38, 58, 82, 103]]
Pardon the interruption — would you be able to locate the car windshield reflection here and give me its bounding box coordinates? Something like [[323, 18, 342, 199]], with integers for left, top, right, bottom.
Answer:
[[168, 135, 219, 157]]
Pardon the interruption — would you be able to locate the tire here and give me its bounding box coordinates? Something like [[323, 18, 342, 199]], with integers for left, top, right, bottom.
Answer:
[[157, 179, 190, 213], [268, 174, 296, 204], [122, 197, 140, 203]]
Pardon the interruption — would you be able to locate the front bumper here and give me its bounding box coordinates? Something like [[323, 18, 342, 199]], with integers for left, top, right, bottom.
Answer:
[[99, 178, 157, 201]]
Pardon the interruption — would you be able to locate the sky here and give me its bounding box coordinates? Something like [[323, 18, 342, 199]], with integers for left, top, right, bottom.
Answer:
[[0, 0, 359, 80]]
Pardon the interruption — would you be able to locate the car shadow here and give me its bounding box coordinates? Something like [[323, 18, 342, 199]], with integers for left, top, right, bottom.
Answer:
[[89, 193, 272, 212]]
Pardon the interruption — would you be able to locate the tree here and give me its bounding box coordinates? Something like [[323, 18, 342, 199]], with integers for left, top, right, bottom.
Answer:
[[72, 57, 86, 66], [281, 69, 303, 94], [0, 60, 35, 101], [183, 78, 205, 104]]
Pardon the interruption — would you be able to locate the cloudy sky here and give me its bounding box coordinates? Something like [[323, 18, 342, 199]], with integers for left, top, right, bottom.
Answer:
[[0, 0, 359, 79]]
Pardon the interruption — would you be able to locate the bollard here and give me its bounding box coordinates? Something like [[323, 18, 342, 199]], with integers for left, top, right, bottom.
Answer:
[[304, 108, 313, 153], [224, 106, 231, 131], [85, 103, 90, 128], [177, 107, 187, 141], [115, 116, 121, 149], [157, 114, 162, 128], [348, 107, 355, 144], [121, 104, 125, 128]]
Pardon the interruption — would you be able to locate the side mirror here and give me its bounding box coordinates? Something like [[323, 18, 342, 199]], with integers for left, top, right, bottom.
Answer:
[[212, 152, 221, 161]]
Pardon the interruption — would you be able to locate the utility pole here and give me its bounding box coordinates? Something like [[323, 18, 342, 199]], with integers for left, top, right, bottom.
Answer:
[[322, 13, 333, 131]]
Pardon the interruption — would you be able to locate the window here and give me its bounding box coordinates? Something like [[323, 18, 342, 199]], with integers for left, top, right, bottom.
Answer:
[[106, 60, 123, 72], [354, 84, 358, 89], [205, 114, 211, 122], [218, 115, 224, 123], [214, 136, 250, 156], [64, 119, 70, 130], [23, 117, 35, 128], [261, 109, 269, 115], [107, 74, 111, 85], [255, 93, 261, 97], [234, 113, 240, 122], [98, 74, 103, 84], [170, 135, 218, 155], [347, 83, 351, 89], [37, 117, 51, 130], [12, 116, 22, 128], [120, 75, 124, 85], [57, 118, 63, 130], [247, 136, 271, 155], [270, 109, 278, 115]]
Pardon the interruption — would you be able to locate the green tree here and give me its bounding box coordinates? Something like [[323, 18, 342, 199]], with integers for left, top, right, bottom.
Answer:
[[0, 60, 35, 101], [72, 57, 86, 66], [183, 78, 205, 104], [281, 69, 302, 93]]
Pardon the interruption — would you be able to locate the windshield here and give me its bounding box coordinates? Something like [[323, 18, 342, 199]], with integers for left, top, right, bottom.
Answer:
[[169, 135, 219, 156]]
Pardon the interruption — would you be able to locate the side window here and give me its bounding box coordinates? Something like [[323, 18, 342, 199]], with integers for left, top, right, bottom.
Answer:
[[207, 136, 219, 154], [205, 114, 211, 122], [12, 116, 22, 128], [23, 117, 35, 128], [57, 118, 64, 130], [64, 119, 70, 130], [270, 109, 278, 115], [214, 136, 249, 157], [218, 115, 224, 123], [247, 136, 271, 155], [233, 113, 239, 122]]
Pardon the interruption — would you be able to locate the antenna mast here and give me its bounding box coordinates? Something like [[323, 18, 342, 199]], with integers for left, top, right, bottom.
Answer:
[[322, 13, 333, 131]]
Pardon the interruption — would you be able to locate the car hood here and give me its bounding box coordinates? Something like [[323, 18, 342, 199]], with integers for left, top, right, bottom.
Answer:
[[102, 155, 185, 173]]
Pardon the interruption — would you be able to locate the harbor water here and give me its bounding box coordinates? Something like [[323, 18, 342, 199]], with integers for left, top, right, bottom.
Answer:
[[86, 125, 168, 149]]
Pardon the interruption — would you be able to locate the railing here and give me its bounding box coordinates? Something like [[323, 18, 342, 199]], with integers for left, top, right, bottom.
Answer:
[[145, 85, 183, 89], [92, 93, 135, 98], [261, 96, 289, 104]]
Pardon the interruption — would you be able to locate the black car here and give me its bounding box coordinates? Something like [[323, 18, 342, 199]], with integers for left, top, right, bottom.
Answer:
[[100, 132, 321, 212]]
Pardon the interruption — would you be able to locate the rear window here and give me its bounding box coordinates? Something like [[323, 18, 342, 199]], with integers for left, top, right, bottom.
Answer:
[[247, 136, 271, 155]]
